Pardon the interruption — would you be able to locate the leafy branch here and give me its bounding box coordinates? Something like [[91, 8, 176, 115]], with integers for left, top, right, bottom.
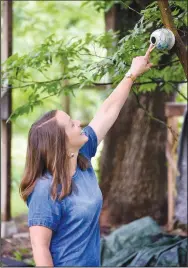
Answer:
[[93, 79, 187, 86], [2, 0, 187, 120], [2, 78, 187, 97]]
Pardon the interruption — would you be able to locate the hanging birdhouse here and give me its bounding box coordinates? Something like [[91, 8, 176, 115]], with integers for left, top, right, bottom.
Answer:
[[150, 28, 175, 50]]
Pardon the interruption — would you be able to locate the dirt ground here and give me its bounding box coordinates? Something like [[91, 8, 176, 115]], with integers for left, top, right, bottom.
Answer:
[[1, 214, 33, 266], [1, 213, 187, 266]]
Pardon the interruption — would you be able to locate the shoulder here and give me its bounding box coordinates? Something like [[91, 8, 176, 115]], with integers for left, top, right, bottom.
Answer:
[[26, 173, 53, 206], [34, 173, 52, 194], [27, 173, 63, 231]]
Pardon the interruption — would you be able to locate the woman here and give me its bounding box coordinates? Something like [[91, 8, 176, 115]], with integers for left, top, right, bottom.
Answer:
[[20, 45, 153, 267]]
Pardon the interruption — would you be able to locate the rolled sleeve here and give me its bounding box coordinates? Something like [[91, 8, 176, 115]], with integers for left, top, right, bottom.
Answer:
[[27, 179, 62, 232], [80, 125, 98, 159]]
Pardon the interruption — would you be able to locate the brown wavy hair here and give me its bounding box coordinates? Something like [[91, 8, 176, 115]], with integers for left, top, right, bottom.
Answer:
[[19, 110, 89, 202]]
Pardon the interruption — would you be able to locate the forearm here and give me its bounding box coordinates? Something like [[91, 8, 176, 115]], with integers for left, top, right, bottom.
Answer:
[[89, 47, 153, 143], [102, 77, 134, 114], [89, 77, 134, 143], [99, 44, 153, 116], [32, 246, 54, 267]]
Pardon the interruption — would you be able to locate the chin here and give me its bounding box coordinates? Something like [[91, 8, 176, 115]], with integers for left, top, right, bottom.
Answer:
[[82, 135, 89, 143], [73, 135, 89, 149], [80, 134, 88, 146]]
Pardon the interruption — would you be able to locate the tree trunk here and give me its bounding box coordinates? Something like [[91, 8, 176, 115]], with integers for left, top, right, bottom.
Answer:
[[100, 1, 174, 228], [100, 91, 174, 226]]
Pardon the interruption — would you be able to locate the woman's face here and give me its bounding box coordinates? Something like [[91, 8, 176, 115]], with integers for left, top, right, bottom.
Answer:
[[56, 110, 88, 150]]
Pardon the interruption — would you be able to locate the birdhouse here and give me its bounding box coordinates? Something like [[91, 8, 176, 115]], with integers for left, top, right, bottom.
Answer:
[[150, 28, 175, 50]]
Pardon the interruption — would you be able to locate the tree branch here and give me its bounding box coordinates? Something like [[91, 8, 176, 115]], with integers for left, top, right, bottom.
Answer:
[[78, 52, 112, 60], [152, 59, 180, 68], [168, 82, 188, 101], [93, 79, 187, 86], [1, 78, 187, 93], [132, 89, 179, 141], [119, 1, 142, 16], [0, 56, 181, 98], [157, 0, 188, 78]]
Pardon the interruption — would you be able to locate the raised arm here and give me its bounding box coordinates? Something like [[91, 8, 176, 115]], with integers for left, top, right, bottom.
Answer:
[[89, 44, 153, 144]]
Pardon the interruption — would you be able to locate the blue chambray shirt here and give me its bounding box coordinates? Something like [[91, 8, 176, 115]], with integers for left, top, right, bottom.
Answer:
[[27, 126, 103, 267]]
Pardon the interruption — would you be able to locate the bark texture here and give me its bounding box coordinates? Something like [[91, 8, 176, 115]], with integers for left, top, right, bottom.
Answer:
[[100, 1, 175, 227], [100, 91, 174, 225]]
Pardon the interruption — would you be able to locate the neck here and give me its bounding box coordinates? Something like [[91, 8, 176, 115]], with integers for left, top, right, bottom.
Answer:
[[69, 151, 79, 177]]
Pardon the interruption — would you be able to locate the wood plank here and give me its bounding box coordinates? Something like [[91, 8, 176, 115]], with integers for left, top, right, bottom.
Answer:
[[166, 116, 178, 231], [1, 0, 13, 222], [165, 102, 186, 117]]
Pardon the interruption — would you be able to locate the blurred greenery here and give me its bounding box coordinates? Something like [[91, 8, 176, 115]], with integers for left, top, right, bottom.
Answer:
[[1, 1, 186, 216], [11, 189, 28, 217], [175, 84, 187, 132], [10, 1, 105, 215], [2, 0, 186, 122]]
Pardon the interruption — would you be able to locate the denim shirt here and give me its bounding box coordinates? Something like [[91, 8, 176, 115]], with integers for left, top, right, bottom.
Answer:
[[27, 126, 103, 267]]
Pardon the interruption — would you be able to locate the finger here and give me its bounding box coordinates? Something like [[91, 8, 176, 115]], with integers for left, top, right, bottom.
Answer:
[[146, 62, 153, 71], [149, 45, 156, 53], [144, 44, 155, 59]]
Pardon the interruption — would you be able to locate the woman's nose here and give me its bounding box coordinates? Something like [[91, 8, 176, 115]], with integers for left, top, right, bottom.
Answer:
[[76, 120, 81, 127]]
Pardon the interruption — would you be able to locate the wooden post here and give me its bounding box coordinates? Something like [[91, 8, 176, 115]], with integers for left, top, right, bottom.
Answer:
[[1, 0, 17, 238], [165, 102, 186, 231], [166, 116, 177, 231]]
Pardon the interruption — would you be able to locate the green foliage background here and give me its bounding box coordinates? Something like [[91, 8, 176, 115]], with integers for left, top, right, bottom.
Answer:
[[1, 0, 187, 216], [6, 1, 105, 216]]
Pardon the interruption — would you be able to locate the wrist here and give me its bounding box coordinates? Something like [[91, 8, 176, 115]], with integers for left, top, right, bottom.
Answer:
[[129, 68, 139, 78], [125, 69, 137, 82]]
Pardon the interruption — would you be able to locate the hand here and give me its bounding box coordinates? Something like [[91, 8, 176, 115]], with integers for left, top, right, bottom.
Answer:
[[130, 44, 154, 78]]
